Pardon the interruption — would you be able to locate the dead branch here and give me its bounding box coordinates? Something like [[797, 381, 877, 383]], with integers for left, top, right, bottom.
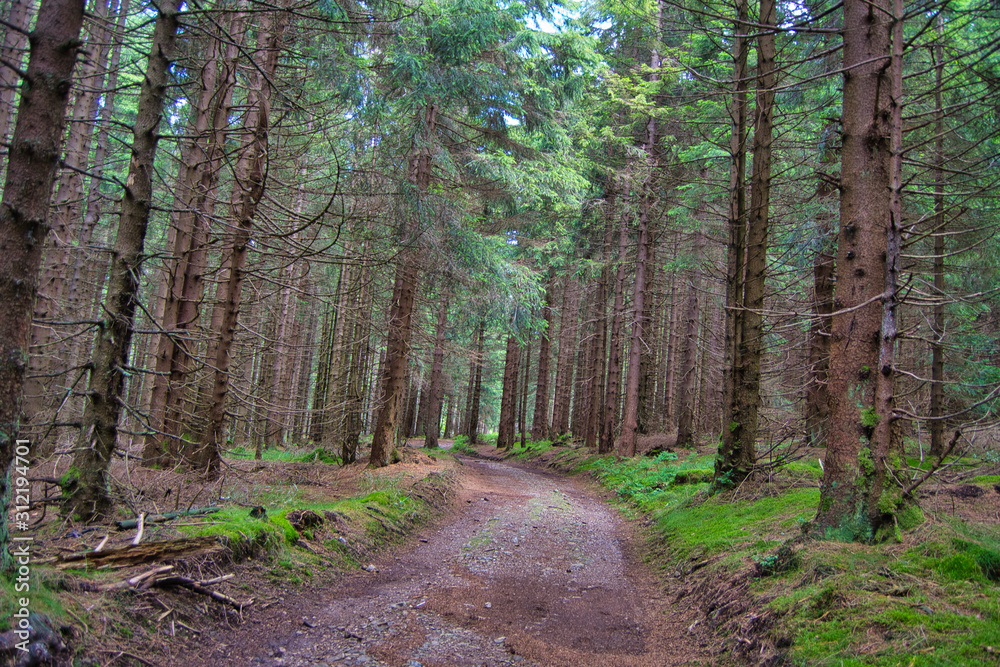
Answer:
[[904, 429, 961, 497]]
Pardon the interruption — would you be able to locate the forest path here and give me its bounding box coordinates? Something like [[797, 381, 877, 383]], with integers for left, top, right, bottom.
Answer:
[[228, 455, 707, 666]]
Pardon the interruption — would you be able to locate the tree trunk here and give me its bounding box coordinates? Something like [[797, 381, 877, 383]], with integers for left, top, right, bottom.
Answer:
[[519, 338, 531, 447], [63, 0, 181, 520], [717, 0, 776, 484], [28, 0, 113, 431], [676, 230, 704, 447], [717, 0, 750, 480], [601, 214, 629, 451], [465, 318, 486, 444], [370, 103, 437, 466], [814, 0, 907, 540], [929, 16, 946, 459], [530, 273, 555, 440], [0, 0, 85, 570], [0, 0, 32, 155], [497, 335, 520, 450], [551, 278, 579, 437], [194, 4, 288, 477], [145, 11, 245, 465], [424, 292, 450, 448]]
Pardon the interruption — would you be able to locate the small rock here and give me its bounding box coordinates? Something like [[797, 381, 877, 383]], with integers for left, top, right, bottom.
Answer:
[[494, 636, 506, 644], [484, 602, 492, 609], [273, 647, 286, 657], [363, 564, 378, 573]]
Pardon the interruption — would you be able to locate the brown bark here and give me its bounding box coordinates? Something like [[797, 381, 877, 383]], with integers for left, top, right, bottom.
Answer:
[[64, 0, 181, 519], [676, 231, 704, 447], [570, 289, 592, 437], [29, 0, 113, 420], [342, 259, 373, 462], [717, 0, 776, 484], [814, 0, 905, 540], [716, 0, 750, 480], [530, 274, 555, 440], [369, 103, 437, 466], [929, 17, 946, 458], [585, 269, 608, 451], [145, 12, 245, 464], [64, 0, 130, 378], [601, 214, 628, 451], [551, 278, 579, 437], [497, 335, 520, 450], [0, 0, 86, 569], [519, 339, 531, 447], [424, 292, 450, 448], [465, 318, 486, 444], [194, 5, 288, 476], [637, 244, 658, 435]]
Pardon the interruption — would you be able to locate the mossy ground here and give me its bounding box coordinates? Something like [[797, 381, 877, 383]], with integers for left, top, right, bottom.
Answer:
[[0, 444, 456, 665], [478, 436, 1000, 666]]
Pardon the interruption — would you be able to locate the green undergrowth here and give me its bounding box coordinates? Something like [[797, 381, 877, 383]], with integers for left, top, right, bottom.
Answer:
[[177, 470, 450, 567], [499, 440, 1000, 665], [226, 445, 342, 465]]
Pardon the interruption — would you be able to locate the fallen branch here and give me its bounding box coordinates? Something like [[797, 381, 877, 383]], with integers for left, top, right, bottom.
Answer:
[[50, 536, 222, 570], [115, 506, 222, 530], [132, 513, 145, 546], [152, 576, 252, 609]]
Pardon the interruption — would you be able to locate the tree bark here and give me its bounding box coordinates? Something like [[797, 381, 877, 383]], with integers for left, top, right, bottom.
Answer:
[[0, 0, 32, 155], [370, 103, 437, 466], [814, 0, 907, 540], [601, 213, 629, 451], [676, 230, 704, 447], [530, 273, 555, 440], [28, 0, 114, 429], [63, 0, 181, 519], [929, 16, 946, 459], [497, 334, 520, 450], [145, 11, 245, 465], [193, 4, 288, 477], [465, 318, 486, 444], [716, 0, 750, 480], [551, 277, 579, 437], [0, 0, 85, 570], [717, 0, 776, 484], [424, 291, 450, 448]]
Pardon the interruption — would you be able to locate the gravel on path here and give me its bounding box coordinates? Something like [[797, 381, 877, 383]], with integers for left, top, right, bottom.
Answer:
[[221, 456, 706, 667]]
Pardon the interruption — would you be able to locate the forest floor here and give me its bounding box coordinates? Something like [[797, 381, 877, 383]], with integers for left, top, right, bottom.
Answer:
[[5, 436, 999, 666], [176, 446, 710, 666]]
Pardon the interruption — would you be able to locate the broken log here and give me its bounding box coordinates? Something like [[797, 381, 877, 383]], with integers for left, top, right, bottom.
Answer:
[[115, 506, 222, 530], [52, 536, 223, 570], [152, 576, 252, 609]]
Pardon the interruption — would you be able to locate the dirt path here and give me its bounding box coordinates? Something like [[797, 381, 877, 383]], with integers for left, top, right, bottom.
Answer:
[[219, 456, 707, 666]]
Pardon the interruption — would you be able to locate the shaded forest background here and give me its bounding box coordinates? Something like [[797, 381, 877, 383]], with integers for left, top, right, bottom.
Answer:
[[2, 0, 1000, 545]]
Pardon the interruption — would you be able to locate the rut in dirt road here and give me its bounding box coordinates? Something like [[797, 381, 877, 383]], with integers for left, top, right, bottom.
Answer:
[[237, 456, 707, 667]]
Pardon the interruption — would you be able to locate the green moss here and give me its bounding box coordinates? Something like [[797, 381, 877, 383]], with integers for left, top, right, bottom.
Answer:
[[860, 407, 880, 428], [971, 474, 1000, 484], [952, 539, 1000, 581], [938, 552, 981, 581], [895, 502, 924, 531], [857, 447, 875, 476], [729, 420, 740, 433]]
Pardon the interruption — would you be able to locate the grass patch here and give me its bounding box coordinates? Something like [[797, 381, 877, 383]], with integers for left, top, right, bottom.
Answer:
[[225, 445, 341, 465]]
